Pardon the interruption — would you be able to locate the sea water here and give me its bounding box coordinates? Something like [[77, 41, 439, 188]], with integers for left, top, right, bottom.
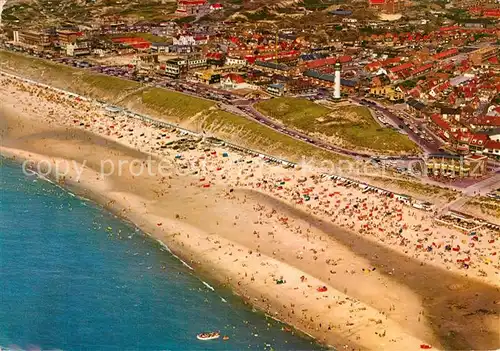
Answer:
[[0, 160, 323, 351]]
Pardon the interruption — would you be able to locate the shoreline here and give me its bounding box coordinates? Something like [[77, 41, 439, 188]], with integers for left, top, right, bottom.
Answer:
[[0, 150, 336, 349], [0, 65, 472, 209], [1, 75, 499, 350], [0, 152, 326, 348]]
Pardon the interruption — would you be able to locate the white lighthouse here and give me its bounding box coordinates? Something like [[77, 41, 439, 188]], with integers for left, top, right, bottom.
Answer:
[[334, 62, 341, 100]]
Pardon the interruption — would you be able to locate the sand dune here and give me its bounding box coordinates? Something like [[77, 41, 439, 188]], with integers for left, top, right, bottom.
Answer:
[[1, 76, 499, 350]]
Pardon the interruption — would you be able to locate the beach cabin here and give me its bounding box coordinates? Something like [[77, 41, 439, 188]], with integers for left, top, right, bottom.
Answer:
[[105, 105, 122, 116], [394, 194, 411, 204]]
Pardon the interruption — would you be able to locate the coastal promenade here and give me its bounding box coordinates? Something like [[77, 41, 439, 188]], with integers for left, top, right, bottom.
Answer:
[[0, 70, 497, 227], [1, 69, 497, 231], [1, 73, 499, 350]]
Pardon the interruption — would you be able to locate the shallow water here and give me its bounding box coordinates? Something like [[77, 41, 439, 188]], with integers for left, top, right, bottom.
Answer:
[[0, 159, 322, 350]]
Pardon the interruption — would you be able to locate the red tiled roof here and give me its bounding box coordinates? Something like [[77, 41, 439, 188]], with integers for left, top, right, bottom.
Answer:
[[431, 113, 451, 131], [485, 139, 500, 150], [433, 48, 458, 60], [470, 115, 500, 127], [179, 0, 207, 5], [339, 55, 352, 63], [365, 62, 381, 71], [369, 0, 385, 4], [223, 73, 245, 84], [439, 26, 460, 32], [411, 63, 433, 76], [112, 37, 150, 44], [488, 56, 499, 64], [131, 43, 151, 49], [206, 52, 223, 59], [306, 57, 337, 69], [483, 9, 500, 17], [389, 62, 413, 73], [381, 57, 401, 66], [452, 131, 472, 143], [245, 50, 299, 64], [468, 133, 488, 146]]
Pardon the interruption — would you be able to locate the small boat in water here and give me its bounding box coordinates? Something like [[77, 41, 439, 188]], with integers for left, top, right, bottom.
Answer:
[[197, 331, 220, 341]]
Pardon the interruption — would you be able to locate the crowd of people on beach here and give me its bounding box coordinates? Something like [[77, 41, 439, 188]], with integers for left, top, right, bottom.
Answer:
[[1, 76, 498, 284], [3, 74, 500, 349]]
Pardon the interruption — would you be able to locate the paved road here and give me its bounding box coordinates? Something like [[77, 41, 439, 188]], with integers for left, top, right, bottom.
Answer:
[[352, 97, 442, 154], [0, 48, 469, 165], [241, 104, 423, 162], [463, 173, 500, 196]]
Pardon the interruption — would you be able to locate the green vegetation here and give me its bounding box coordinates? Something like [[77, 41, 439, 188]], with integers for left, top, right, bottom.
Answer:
[[175, 16, 196, 24], [365, 176, 458, 201], [2, 0, 176, 26], [466, 197, 500, 219], [193, 110, 347, 163], [400, 79, 417, 89], [0, 51, 348, 165], [126, 91, 347, 163], [0, 50, 140, 101], [473, 33, 491, 41], [81, 75, 140, 95], [255, 97, 420, 155], [302, 0, 344, 10], [242, 10, 276, 21], [137, 88, 215, 120], [256, 98, 332, 125]]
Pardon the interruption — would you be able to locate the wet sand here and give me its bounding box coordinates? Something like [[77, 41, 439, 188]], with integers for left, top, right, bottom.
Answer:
[[1, 75, 499, 350]]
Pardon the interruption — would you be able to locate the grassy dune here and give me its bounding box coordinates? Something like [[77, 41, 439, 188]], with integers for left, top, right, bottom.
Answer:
[[463, 197, 500, 224], [123, 89, 346, 163], [0, 50, 344, 164], [0, 51, 140, 101], [364, 175, 459, 203], [1, 51, 463, 200], [255, 97, 420, 155]]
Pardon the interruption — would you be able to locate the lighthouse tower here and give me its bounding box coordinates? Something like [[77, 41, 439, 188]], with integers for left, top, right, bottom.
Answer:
[[334, 62, 341, 100]]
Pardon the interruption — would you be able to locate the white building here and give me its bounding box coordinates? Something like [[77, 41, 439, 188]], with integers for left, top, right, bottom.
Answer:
[[173, 35, 196, 46], [225, 57, 247, 66], [66, 42, 90, 56]]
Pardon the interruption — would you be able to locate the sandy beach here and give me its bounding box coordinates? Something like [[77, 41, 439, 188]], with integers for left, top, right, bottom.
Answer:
[[1, 75, 499, 350]]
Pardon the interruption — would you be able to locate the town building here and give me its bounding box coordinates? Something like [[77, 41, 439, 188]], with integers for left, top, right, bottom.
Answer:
[[469, 47, 498, 66], [162, 58, 187, 78], [368, 0, 405, 14], [452, 0, 498, 9], [483, 139, 500, 159], [303, 70, 358, 93], [441, 107, 461, 121], [286, 79, 316, 95], [12, 30, 53, 48], [469, 115, 500, 131], [225, 57, 247, 67], [267, 84, 285, 97], [175, 0, 210, 17], [254, 61, 292, 76], [205, 52, 225, 66], [187, 57, 207, 70], [56, 29, 84, 47], [425, 154, 487, 178], [193, 70, 221, 85], [220, 73, 246, 90], [66, 42, 91, 56], [151, 43, 170, 53], [370, 85, 404, 102]]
